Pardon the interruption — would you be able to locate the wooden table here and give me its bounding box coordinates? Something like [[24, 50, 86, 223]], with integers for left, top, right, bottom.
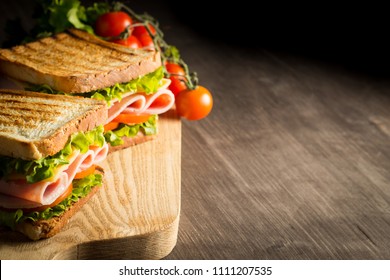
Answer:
[[1, 0, 389, 260]]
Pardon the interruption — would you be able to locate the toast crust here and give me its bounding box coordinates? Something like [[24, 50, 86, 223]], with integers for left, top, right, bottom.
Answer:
[[0, 89, 107, 160], [14, 166, 105, 240], [0, 29, 162, 93]]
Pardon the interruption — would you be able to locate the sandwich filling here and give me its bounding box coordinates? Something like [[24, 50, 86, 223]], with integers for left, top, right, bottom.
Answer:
[[0, 126, 107, 229], [27, 67, 175, 146]]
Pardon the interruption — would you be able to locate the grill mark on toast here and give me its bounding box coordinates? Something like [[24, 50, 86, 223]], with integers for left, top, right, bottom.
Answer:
[[20, 44, 94, 73], [0, 105, 62, 118], [60, 35, 133, 67], [42, 38, 126, 72], [0, 101, 65, 125], [6, 46, 77, 74], [0, 90, 107, 158], [38, 38, 107, 72], [66, 29, 148, 56], [11, 42, 111, 74], [0, 96, 95, 124], [0, 118, 40, 129], [0, 96, 77, 109], [0, 110, 59, 119], [57, 34, 131, 61], [0, 90, 104, 107], [64, 32, 142, 63], [0, 127, 15, 133], [0, 29, 161, 94], [12, 35, 132, 74]]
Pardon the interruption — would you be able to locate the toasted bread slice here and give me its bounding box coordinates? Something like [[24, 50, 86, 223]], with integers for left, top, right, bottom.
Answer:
[[0, 29, 161, 93], [0, 89, 107, 160], [12, 166, 105, 240]]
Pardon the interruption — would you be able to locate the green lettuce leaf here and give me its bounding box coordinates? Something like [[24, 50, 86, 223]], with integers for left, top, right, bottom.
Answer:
[[0, 173, 102, 229], [71, 125, 106, 153], [85, 2, 111, 24], [0, 126, 105, 183], [25, 83, 66, 95], [66, 3, 94, 34], [84, 67, 164, 104], [28, 0, 109, 40], [104, 115, 158, 146], [26, 67, 164, 105], [131, 66, 164, 94], [47, 0, 83, 33]]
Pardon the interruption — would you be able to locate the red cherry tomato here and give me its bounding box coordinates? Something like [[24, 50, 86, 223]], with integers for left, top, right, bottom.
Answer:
[[132, 24, 157, 37], [175, 86, 213, 121], [110, 35, 142, 48], [169, 77, 188, 97], [150, 94, 172, 108], [104, 121, 119, 132], [112, 113, 151, 124], [95, 11, 133, 37], [137, 32, 154, 48], [74, 165, 96, 179], [165, 62, 187, 96], [166, 63, 185, 76]]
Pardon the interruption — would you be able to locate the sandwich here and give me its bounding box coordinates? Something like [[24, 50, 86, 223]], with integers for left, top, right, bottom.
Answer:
[[0, 28, 175, 152], [0, 89, 108, 240]]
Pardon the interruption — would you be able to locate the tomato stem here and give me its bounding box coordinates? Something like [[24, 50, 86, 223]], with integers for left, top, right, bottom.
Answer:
[[114, 1, 197, 90]]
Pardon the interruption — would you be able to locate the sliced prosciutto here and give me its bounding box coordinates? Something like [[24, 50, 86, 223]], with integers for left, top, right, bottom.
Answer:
[[0, 143, 108, 209], [106, 78, 175, 123]]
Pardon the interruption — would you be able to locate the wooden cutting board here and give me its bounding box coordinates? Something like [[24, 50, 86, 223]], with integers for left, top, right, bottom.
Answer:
[[0, 110, 181, 260]]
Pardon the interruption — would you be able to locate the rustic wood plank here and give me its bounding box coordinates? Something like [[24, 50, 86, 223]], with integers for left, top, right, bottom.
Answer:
[[162, 23, 390, 259]]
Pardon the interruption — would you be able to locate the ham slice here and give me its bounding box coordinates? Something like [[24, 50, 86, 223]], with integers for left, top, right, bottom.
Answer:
[[0, 143, 108, 209], [0, 172, 69, 209], [106, 79, 175, 123]]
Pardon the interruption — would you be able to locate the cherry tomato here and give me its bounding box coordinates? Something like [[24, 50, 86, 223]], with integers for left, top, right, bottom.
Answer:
[[169, 77, 187, 96], [74, 165, 96, 179], [150, 94, 172, 108], [175, 86, 213, 121], [166, 63, 185, 76], [110, 35, 142, 48], [104, 121, 119, 132], [165, 63, 187, 96], [113, 113, 151, 124], [132, 24, 157, 37], [137, 32, 154, 48], [95, 11, 133, 37], [24, 184, 73, 213]]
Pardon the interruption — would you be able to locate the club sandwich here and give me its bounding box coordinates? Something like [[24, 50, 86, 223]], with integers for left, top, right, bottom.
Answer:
[[0, 89, 108, 240], [0, 29, 175, 151]]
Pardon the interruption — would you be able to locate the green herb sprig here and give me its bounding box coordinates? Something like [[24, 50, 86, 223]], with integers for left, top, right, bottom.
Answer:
[[115, 2, 198, 90]]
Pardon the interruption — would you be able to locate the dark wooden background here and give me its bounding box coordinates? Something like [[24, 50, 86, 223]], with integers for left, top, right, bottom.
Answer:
[[1, 0, 389, 259]]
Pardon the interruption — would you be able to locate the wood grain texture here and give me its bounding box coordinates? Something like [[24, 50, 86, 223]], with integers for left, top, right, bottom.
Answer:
[[0, 110, 181, 259], [159, 9, 390, 259]]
